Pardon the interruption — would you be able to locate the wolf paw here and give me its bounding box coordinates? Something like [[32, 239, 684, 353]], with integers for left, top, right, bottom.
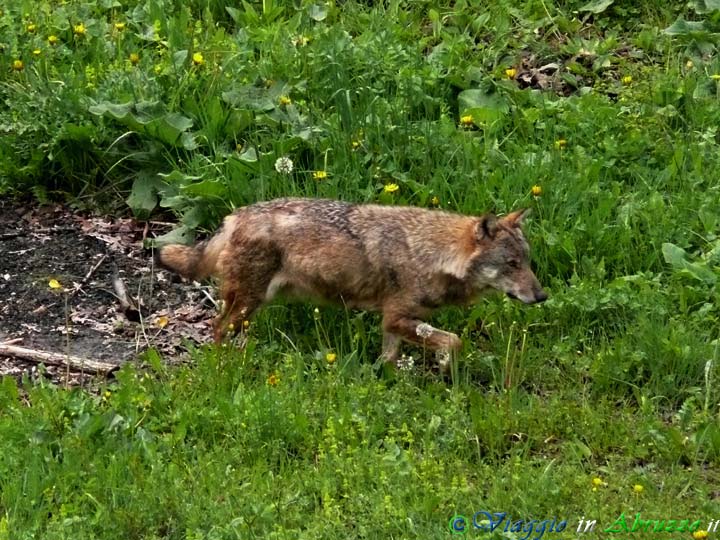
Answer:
[[436, 349, 452, 372]]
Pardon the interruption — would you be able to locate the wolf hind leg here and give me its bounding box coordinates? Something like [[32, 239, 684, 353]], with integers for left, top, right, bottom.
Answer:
[[213, 286, 264, 344], [212, 242, 280, 343]]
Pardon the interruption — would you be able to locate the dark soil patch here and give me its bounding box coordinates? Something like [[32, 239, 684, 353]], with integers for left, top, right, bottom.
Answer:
[[0, 198, 215, 385]]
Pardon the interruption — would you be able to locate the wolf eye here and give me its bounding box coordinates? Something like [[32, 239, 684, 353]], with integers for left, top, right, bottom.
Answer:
[[507, 260, 520, 269]]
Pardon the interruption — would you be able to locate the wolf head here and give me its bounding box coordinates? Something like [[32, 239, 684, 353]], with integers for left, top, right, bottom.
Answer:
[[471, 209, 547, 304]]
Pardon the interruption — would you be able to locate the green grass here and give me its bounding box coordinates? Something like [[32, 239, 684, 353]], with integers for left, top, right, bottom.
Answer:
[[2, 0, 720, 537]]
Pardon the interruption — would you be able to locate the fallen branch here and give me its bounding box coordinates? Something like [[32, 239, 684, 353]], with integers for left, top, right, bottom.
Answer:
[[0, 342, 118, 375], [0, 232, 21, 241]]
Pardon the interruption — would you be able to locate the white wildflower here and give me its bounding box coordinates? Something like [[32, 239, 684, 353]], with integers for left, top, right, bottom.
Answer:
[[397, 354, 415, 372], [415, 323, 434, 339], [274, 156, 294, 174]]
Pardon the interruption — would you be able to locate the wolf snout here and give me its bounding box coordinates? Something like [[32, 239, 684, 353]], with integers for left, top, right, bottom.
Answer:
[[506, 288, 548, 304]]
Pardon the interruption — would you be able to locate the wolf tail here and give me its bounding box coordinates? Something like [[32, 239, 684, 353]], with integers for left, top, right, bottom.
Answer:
[[155, 217, 234, 281]]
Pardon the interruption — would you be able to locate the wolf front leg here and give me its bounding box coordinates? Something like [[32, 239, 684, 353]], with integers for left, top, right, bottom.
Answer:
[[380, 331, 402, 364], [381, 311, 462, 371]]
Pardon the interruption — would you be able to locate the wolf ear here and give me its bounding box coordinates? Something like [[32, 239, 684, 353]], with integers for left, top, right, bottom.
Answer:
[[477, 214, 498, 240], [503, 208, 531, 227]]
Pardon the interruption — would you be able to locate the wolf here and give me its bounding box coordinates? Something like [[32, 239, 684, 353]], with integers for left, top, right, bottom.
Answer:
[[156, 198, 547, 368]]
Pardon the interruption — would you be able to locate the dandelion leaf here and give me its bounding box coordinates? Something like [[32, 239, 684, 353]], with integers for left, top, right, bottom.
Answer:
[[578, 0, 614, 14], [662, 242, 717, 284], [691, 0, 720, 14], [127, 173, 168, 219], [458, 89, 509, 127]]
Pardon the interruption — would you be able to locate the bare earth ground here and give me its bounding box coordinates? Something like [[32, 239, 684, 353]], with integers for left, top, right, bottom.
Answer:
[[0, 197, 215, 385]]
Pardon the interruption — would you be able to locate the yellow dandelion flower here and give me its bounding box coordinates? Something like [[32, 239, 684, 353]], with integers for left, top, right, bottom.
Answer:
[[227, 322, 235, 332], [505, 68, 517, 78], [622, 75, 632, 84], [279, 95, 292, 106], [384, 183, 399, 194], [73, 23, 86, 36], [460, 114, 474, 127], [351, 140, 361, 150], [531, 185, 542, 196], [48, 35, 59, 46], [554, 138, 567, 149], [326, 352, 337, 364], [114, 22, 126, 31], [129, 52, 140, 65], [156, 316, 169, 328], [711, 74, 720, 81], [26, 23, 36, 33], [32, 49, 41, 57], [592, 477, 604, 487], [685, 60, 694, 69], [632, 484, 644, 494], [313, 170, 328, 180], [192, 52, 205, 66], [243, 319, 250, 329], [292, 35, 310, 47], [48, 278, 62, 289], [693, 531, 709, 540], [431, 196, 440, 206], [267, 373, 279, 386]]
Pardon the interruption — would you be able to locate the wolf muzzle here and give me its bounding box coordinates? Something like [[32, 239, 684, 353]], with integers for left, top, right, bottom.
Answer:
[[507, 288, 548, 304]]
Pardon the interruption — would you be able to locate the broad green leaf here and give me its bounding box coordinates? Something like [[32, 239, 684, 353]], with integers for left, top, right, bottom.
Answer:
[[127, 174, 168, 218], [662, 242, 688, 269], [662, 242, 717, 284], [225, 6, 241, 22], [458, 89, 509, 127], [158, 170, 203, 184], [579, 0, 614, 13], [181, 179, 227, 198], [222, 87, 275, 111], [89, 101, 196, 148], [684, 262, 718, 284], [173, 50, 188, 69], [89, 101, 132, 120], [151, 225, 195, 247], [238, 146, 258, 162], [308, 3, 328, 21], [158, 194, 187, 209], [180, 205, 208, 229], [180, 132, 198, 150], [165, 113, 194, 132], [664, 17, 710, 36], [693, 79, 716, 98], [458, 89, 509, 114], [691, 0, 720, 14]]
